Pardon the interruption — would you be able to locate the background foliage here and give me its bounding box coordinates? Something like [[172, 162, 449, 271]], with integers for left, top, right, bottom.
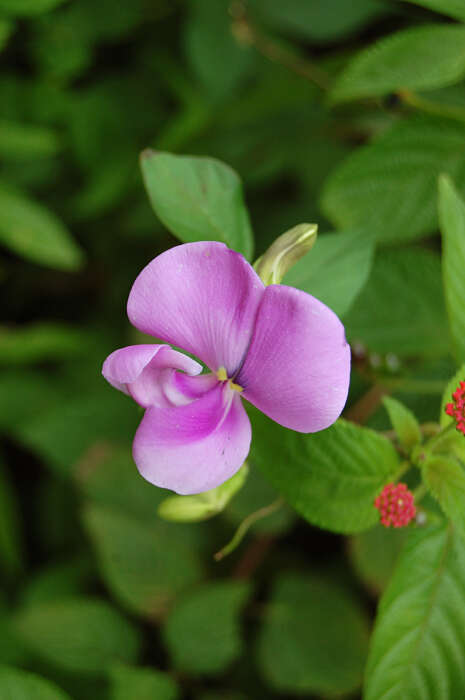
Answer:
[[1, 0, 464, 698]]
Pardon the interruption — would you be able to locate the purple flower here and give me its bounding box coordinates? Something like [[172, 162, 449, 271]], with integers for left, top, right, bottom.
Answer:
[[102, 241, 351, 495]]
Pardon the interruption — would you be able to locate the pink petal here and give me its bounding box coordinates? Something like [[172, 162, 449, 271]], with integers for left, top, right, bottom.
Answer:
[[237, 285, 351, 432], [102, 344, 202, 408], [133, 382, 251, 494], [127, 242, 264, 375]]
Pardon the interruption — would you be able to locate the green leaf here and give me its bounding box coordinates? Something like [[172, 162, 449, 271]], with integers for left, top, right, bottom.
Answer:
[[0, 458, 23, 578], [348, 525, 408, 594], [0, 183, 84, 270], [21, 558, 93, 607], [83, 504, 203, 618], [0, 120, 60, 160], [0, 323, 92, 365], [438, 175, 465, 366], [251, 413, 400, 533], [283, 230, 374, 318], [158, 463, 248, 522], [0, 665, 71, 700], [438, 365, 465, 464], [364, 522, 465, 699], [108, 664, 179, 700], [0, 18, 14, 51], [331, 25, 465, 103], [163, 581, 251, 674], [257, 572, 369, 695], [12, 597, 140, 675], [344, 248, 449, 357], [382, 396, 422, 451], [424, 456, 465, 537], [140, 150, 254, 259], [249, 0, 385, 43], [0, 0, 67, 14], [184, 0, 252, 100], [321, 116, 465, 243], [440, 364, 465, 427], [401, 0, 465, 21]]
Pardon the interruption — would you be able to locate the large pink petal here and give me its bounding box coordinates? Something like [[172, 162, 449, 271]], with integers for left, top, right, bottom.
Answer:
[[102, 344, 202, 408], [237, 285, 351, 432], [133, 383, 251, 494], [127, 242, 264, 375]]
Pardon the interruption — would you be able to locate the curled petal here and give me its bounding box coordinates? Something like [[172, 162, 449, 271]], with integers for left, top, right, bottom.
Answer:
[[127, 241, 264, 375], [133, 382, 251, 494], [102, 344, 202, 408], [237, 285, 351, 432]]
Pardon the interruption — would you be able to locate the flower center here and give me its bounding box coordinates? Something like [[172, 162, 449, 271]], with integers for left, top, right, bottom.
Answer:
[[216, 366, 243, 393]]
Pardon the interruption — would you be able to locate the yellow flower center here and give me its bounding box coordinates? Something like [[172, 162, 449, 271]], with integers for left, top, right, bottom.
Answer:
[[216, 366, 243, 393]]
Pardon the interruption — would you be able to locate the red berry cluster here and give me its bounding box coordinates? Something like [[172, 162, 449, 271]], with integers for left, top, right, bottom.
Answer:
[[445, 380, 465, 436], [374, 483, 416, 528]]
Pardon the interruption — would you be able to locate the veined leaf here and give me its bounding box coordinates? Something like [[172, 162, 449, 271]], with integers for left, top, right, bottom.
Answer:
[[140, 150, 253, 259], [251, 413, 400, 534], [424, 456, 465, 538], [283, 230, 374, 318], [344, 248, 449, 357], [321, 116, 465, 243], [331, 25, 465, 103], [438, 175, 465, 366], [364, 523, 465, 699], [0, 183, 84, 270]]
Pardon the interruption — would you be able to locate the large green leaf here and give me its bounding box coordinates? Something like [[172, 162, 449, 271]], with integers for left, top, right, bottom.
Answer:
[[108, 664, 179, 700], [321, 116, 465, 243], [257, 572, 369, 695], [331, 25, 465, 103], [364, 523, 465, 699], [0, 666, 71, 700], [283, 230, 373, 317], [344, 248, 449, 357], [12, 598, 140, 675], [0, 183, 84, 270], [251, 413, 400, 533], [140, 150, 253, 259], [163, 581, 251, 674], [402, 0, 465, 21], [438, 175, 465, 366], [83, 504, 203, 617]]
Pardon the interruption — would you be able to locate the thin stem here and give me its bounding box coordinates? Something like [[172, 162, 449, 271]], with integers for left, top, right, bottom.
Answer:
[[214, 498, 284, 561]]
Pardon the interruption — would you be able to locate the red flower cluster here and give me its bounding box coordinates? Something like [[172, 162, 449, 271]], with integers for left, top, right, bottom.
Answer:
[[445, 380, 465, 435], [374, 483, 416, 528]]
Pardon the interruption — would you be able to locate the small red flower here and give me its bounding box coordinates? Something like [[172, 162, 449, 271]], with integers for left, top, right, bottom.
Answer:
[[374, 483, 416, 528], [445, 380, 465, 436]]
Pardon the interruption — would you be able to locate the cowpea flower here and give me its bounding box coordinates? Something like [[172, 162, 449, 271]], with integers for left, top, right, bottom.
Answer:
[[102, 241, 350, 494]]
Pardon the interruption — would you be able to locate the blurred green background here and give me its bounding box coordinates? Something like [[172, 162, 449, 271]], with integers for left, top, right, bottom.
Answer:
[[0, 0, 463, 698]]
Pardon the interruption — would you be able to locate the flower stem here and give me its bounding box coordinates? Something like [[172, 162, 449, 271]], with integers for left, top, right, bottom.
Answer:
[[214, 498, 284, 561]]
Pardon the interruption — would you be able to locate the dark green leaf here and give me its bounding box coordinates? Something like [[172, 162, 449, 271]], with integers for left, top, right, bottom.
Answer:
[[0, 323, 93, 365], [0, 666, 71, 700], [12, 598, 140, 675], [438, 175, 465, 366], [424, 456, 465, 537], [0, 183, 84, 270], [344, 248, 449, 356], [0, 458, 23, 578], [109, 664, 179, 700], [401, 0, 465, 21], [348, 525, 408, 594], [257, 572, 369, 695], [322, 116, 465, 243], [163, 581, 251, 674], [0, 0, 67, 15], [0, 120, 60, 160], [331, 25, 465, 103], [365, 523, 465, 699], [251, 413, 400, 533], [283, 230, 374, 317], [140, 150, 254, 259]]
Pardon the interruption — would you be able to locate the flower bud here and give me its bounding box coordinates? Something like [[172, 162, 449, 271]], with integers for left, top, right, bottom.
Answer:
[[158, 463, 249, 522], [254, 223, 317, 286]]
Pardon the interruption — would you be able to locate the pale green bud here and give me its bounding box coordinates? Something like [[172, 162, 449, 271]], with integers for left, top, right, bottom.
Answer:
[[254, 223, 318, 285], [157, 463, 249, 522]]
